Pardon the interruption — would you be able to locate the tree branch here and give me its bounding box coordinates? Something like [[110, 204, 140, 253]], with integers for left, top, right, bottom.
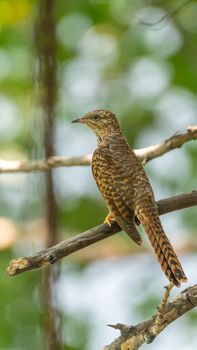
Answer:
[[7, 191, 197, 276], [0, 126, 196, 173], [136, 125, 197, 164], [102, 284, 197, 350]]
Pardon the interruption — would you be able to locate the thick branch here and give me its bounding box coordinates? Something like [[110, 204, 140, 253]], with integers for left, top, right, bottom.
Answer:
[[0, 126, 196, 173], [103, 284, 197, 350], [7, 191, 197, 276]]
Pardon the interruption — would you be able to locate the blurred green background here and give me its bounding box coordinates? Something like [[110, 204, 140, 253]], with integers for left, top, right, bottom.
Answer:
[[0, 0, 196, 349]]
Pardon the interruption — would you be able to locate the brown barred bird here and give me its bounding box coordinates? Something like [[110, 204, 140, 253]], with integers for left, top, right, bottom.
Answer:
[[72, 110, 187, 286]]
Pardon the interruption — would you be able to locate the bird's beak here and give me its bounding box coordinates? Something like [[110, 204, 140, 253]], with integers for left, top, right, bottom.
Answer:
[[71, 117, 83, 123]]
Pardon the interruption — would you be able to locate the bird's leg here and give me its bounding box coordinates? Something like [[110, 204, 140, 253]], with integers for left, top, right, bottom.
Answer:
[[104, 212, 116, 227], [152, 282, 174, 335]]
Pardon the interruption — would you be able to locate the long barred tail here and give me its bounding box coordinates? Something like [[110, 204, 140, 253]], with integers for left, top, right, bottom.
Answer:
[[136, 206, 187, 287]]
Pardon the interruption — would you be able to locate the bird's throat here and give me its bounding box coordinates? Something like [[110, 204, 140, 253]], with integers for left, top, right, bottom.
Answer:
[[96, 130, 124, 147]]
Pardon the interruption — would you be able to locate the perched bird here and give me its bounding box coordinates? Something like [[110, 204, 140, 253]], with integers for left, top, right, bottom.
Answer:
[[72, 110, 187, 286]]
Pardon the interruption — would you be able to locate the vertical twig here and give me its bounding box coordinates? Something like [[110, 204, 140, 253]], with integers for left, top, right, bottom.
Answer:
[[35, 1, 62, 349], [151, 283, 174, 336]]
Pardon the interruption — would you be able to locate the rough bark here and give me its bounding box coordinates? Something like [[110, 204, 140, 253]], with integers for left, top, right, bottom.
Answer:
[[102, 284, 197, 350]]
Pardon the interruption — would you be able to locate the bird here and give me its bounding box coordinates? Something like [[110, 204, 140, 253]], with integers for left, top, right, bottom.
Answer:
[[72, 110, 187, 286]]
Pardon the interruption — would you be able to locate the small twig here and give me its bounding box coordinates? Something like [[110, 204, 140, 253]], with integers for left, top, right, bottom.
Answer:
[[0, 126, 196, 173], [151, 283, 174, 337], [7, 191, 197, 276], [134, 0, 192, 30], [108, 323, 137, 337]]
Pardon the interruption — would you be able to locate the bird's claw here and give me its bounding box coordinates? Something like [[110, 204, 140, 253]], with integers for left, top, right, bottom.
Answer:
[[104, 213, 116, 227]]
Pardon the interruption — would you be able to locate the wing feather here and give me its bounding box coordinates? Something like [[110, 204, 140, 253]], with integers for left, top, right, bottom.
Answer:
[[91, 146, 142, 245]]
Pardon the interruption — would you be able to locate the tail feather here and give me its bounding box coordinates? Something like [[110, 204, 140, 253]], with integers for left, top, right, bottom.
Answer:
[[136, 207, 187, 286]]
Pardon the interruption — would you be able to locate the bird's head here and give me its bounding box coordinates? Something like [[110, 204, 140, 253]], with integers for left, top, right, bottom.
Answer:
[[71, 109, 121, 140]]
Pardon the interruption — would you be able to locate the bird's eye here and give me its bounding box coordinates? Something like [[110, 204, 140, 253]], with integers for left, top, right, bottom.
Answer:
[[92, 114, 100, 121]]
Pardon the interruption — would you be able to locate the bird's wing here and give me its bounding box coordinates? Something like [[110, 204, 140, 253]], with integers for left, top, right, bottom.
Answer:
[[91, 147, 142, 245]]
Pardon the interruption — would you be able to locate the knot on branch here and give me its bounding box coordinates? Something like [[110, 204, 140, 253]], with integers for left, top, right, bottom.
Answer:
[[185, 284, 197, 307]]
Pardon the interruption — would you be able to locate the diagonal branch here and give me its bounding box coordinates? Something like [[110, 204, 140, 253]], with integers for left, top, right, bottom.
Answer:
[[0, 126, 196, 173], [136, 125, 197, 164], [7, 191, 197, 276], [103, 284, 197, 350]]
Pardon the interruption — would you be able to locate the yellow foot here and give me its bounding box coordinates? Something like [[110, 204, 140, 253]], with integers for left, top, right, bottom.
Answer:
[[104, 213, 116, 227]]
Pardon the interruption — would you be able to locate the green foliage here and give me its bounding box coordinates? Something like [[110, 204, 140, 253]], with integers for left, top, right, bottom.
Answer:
[[0, 251, 42, 349], [59, 196, 106, 231]]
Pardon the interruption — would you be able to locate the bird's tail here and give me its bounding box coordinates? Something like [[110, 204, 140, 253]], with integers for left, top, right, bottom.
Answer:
[[136, 206, 187, 286]]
